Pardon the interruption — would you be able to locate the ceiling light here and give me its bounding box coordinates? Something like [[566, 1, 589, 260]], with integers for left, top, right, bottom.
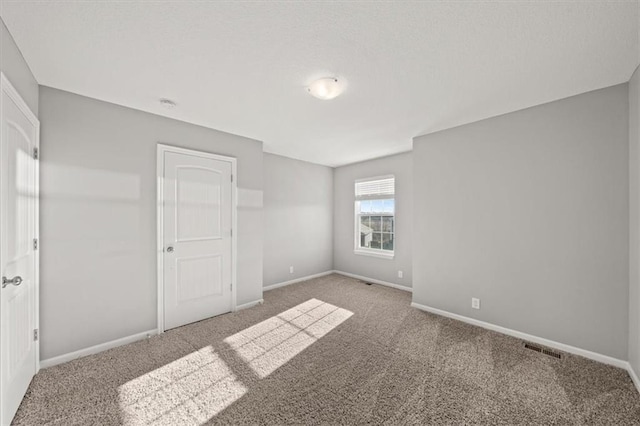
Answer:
[[307, 78, 343, 100], [159, 98, 177, 109]]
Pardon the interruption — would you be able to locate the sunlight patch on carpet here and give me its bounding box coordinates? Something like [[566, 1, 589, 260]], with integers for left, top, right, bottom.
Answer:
[[225, 298, 353, 378], [118, 347, 246, 425]]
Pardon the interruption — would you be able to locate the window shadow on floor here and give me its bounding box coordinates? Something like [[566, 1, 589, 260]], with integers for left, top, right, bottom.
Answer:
[[114, 299, 353, 425]]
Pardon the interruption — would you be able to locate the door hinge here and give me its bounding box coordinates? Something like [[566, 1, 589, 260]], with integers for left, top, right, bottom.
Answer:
[[230, 228, 233, 237], [33, 238, 38, 250], [230, 283, 233, 291], [33, 329, 38, 341], [33, 147, 39, 160], [231, 174, 233, 183]]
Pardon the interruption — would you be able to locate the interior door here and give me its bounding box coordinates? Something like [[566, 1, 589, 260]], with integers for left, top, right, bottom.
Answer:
[[0, 74, 39, 425], [162, 149, 233, 330]]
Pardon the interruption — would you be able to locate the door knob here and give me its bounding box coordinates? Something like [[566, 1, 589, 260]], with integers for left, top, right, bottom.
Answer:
[[2, 276, 23, 289], [166, 246, 174, 253]]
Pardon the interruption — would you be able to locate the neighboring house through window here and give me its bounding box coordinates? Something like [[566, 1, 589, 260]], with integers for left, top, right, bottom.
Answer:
[[354, 176, 395, 258]]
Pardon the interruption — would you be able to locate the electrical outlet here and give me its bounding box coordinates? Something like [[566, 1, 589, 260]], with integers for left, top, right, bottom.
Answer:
[[471, 298, 480, 310], [289, 266, 294, 274], [398, 270, 403, 279]]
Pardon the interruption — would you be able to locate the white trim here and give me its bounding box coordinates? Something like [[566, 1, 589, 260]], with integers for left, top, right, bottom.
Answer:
[[410, 302, 627, 369], [156, 144, 238, 332], [628, 363, 640, 395], [235, 299, 263, 311], [156, 147, 163, 332], [230, 158, 238, 313], [34, 99, 40, 374], [355, 174, 395, 184], [0, 74, 41, 379], [353, 175, 396, 257], [263, 271, 334, 292], [333, 270, 412, 293], [353, 249, 394, 260], [0, 73, 37, 127], [39, 329, 158, 369]]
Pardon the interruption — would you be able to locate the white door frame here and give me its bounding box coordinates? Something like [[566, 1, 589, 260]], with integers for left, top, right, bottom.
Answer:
[[0, 72, 40, 414], [156, 143, 237, 333]]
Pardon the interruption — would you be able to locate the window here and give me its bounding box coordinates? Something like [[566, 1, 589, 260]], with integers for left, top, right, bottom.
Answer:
[[354, 176, 395, 258]]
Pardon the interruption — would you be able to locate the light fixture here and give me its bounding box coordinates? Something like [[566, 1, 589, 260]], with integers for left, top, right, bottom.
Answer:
[[307, 78, 343, 100], [159, 98, 177, 109]]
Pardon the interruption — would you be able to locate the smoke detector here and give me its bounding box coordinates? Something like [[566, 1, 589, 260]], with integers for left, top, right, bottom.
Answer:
[[159, 98, 177, 109]]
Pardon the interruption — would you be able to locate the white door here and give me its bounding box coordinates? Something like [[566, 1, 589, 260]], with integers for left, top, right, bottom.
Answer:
[[160, 147, 234, 330], [0, 74, 39, 425]]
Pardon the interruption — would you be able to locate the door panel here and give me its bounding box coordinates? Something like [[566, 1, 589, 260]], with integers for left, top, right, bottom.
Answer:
[[176, 167, 222, 241], [162, 150, 232, 330], [177, 254, 223, 302], [1, 76, 38, 425]]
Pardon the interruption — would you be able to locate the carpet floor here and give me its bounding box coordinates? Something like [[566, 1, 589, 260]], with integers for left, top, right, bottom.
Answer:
[[13, 273, 640, 425]]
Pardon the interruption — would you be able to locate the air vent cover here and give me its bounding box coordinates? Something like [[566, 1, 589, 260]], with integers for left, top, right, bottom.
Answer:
[[524, 343, 562, 359]]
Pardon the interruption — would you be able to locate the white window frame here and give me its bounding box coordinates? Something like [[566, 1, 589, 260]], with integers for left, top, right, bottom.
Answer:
[[354, 175, 395, 260]]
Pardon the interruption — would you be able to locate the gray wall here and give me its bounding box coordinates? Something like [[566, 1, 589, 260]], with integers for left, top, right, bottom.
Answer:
[[0, 17, 38, 115], [263, 154, 333, 286], [413, 84, 629, 359], [39, 86, 264, 360], [630, 65, 640, 374], [333, 152, 412, 289]]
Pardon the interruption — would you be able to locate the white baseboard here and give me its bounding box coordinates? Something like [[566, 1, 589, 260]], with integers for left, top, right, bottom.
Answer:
[[235, 299, 263, 311], [263, 271, 334, 291], [628, 363, 640, 394], [333, 270, 412, 293], [410, 302, 628, 370], [40, 329, 158, 369], [40, 298, 265, 369]]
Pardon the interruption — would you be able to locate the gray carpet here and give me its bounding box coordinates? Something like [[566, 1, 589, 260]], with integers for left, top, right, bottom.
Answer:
[[13, 274, 640, 425]]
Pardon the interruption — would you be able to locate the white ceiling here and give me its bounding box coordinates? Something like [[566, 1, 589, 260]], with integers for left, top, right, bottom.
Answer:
[[1, 1, 638, 167]]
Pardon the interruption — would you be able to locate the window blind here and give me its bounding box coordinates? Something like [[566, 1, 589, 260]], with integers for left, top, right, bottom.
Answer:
[[355, 176, 395, 200]]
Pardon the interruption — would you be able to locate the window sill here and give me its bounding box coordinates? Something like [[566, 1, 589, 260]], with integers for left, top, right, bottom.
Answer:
[[354, 249, 395, 260]]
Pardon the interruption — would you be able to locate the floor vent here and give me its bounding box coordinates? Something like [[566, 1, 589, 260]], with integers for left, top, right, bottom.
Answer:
[[524, 343, 562, 359]]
